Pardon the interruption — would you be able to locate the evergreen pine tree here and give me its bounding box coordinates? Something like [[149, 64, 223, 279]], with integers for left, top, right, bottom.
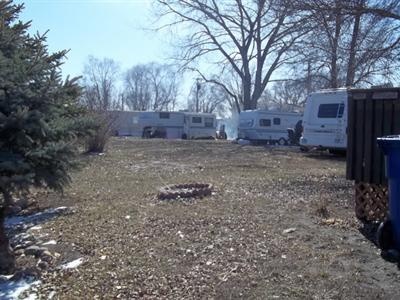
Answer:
[[0, 1, 86, 274]]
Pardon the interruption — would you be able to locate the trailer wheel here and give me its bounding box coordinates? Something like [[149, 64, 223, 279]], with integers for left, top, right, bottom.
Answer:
[[181, 133, 187, 140], [142, 127, 152, 138], [377, 219, 394, 250], [278, 138, 287, 146], [300, 146, 309, 152]]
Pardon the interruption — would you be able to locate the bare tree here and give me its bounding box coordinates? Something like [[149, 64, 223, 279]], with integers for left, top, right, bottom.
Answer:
[[297, 0, 400, 20], [124, 63, 179, 111], [148, 63, 179, 111], [269, 80, 307, 111], [81, 56, 120, 111], [256, 88, 274, 110], [124, 64, 152, 111], [187, 81, 230, 114], [203, 67, 244, 113], [294, 0, 400, 88], [80, 56, 120, 152], [344, 0, 400, 86], [155, 0, 311, 110]]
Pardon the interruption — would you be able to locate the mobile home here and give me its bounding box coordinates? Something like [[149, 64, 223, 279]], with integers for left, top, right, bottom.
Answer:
[[114, 111, 184, 139], [112, 111, 135, 136], [238, 110, 302, 144], [300, 89, 347, 152], [183, 113, 217, 139], [113, 111, 217, 139]]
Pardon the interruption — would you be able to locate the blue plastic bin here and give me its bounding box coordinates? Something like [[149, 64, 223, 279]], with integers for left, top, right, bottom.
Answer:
[[377, 135, 400, 249]]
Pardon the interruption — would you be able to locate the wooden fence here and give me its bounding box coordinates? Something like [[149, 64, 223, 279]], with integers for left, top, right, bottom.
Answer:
[[346, 88, 400, 221]]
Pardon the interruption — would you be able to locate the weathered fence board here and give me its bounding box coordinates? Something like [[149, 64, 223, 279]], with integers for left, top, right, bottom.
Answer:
[[347, 88, 400, 221], [347, 88, 400, 185]]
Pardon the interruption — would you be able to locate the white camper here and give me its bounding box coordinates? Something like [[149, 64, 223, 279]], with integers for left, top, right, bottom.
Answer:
[[238, 110, 302, 145], [300, 89, 348, 151], [183, 113, 216, 139], [114, 111, 184, 139]]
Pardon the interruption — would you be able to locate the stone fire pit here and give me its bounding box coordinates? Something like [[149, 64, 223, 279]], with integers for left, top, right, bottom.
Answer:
[[157, 183, 213, 200]]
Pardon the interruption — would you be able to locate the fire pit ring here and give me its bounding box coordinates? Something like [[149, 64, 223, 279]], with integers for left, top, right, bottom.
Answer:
[[157, 183, 213, 200]]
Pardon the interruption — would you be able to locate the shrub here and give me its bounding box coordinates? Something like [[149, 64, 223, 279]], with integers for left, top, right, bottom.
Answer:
[[85, 112, 116, 153]]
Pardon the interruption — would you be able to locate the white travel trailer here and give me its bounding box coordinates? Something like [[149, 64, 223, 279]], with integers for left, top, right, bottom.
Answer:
[[238, 110, 302, 144], [113, 111, 184, 139], [183, 113, 217, 139], [300, 89, 348, 152]]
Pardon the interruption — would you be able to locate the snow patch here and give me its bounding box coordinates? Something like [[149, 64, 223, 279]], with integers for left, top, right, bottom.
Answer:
[[61, 258, 84, 269], [0, 277, 40, 300], [42, 240, 57, 246], [5, 207, 71, 229], [24, 294, 37, 300], [29, 226, 42, 231]]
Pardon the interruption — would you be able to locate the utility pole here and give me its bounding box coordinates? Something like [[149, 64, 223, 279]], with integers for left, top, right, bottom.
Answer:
[[196, 78, 201, 112], [306, 59, 312, 96]]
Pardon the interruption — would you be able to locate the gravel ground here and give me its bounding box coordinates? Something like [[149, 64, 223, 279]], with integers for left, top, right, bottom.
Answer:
[[14, 138, 400, 299]]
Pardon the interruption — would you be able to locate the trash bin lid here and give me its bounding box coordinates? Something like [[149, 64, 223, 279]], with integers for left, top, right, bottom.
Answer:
[[377, 135, 400, 149]]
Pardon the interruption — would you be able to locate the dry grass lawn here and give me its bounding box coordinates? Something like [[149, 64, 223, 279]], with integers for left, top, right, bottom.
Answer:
[[26, 138, 400, 299]]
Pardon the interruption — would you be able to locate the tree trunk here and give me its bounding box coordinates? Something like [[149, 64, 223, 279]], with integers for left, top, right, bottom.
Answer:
[[330, 9, 342, 89], [327, 1, 344, 89], [242, 92, 253, 110], [346, 6, 362, 87], [0, 191, 15, 274], [242, 84, 256, 110]]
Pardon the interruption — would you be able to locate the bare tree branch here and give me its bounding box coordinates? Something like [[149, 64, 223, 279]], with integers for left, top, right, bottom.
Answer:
[[155, 0, 310, 110]]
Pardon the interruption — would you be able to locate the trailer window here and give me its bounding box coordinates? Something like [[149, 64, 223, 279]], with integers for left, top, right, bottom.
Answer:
[[192, 116, 202, 123], [204, 117, 214, 128], [259, 119, 271, 127], [318, 104, 344, 118], [159, 112, 170, 119], [273, 118, 281, 125]]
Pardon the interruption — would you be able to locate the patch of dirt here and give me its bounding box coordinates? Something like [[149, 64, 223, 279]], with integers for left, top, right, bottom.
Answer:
[[11, 138, 400, 299]]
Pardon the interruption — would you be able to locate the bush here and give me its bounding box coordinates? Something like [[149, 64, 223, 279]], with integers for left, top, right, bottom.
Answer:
[[85, 112, 116, 153]]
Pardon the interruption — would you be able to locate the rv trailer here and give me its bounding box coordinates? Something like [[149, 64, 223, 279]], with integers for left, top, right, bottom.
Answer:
[[238, 110, 302, 145], [183, 113, 217, 139], [113, 111, 184, 139], [112, 111, 135, 136], [113, 111, 218, 139], [300, 89, 348, 152]]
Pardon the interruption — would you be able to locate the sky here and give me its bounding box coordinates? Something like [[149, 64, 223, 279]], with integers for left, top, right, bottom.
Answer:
[[16, 0, 168, 78]]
